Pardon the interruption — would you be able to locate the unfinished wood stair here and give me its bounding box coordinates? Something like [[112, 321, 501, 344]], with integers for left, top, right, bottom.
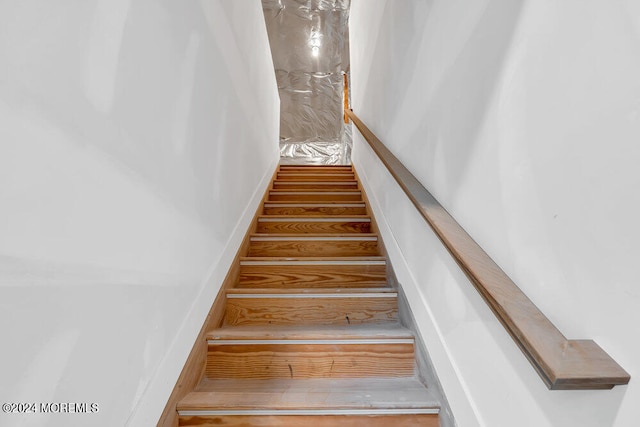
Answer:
[[177, 165, 440, 426]]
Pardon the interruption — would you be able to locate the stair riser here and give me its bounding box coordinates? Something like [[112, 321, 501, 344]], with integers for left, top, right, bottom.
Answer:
[[179, 414, 439, 427], [279, 166, 353, 172], [268, 193, 362, 202], [248, 240, 378, 257], [273, 183, 359, 190], [276, 174, 356, 181], [263, 205, 367, 216], [223, 297, 397, 326], [238, 264, 386, 288], [257, 221, 371, 234], [206, 343, 415, 380]]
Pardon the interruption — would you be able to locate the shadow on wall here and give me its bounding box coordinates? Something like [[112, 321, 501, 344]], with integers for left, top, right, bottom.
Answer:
[[361, 0, 526, 201]]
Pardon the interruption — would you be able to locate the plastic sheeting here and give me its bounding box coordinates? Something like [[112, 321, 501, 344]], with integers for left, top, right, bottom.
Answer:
[[262, 0, 352, 165]]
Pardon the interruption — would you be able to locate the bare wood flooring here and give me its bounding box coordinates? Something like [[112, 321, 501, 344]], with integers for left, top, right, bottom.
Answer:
[[176, 165, 440, 426]]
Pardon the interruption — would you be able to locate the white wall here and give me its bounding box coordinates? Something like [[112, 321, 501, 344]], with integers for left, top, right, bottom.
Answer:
[[0, 1, 279, 426], [350, 1, 640, 426]]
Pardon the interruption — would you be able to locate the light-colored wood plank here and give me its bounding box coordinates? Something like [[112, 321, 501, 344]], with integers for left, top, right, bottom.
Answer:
[[207, 323, 413, 341], [257, 216, 371, 234], [272, 181, 359, 190], [279, 165, 353, 172], [179, 414, 438, 427], [180, 377, 437, 411], [276, 173, 356, 181], [223, 295, 397, 326], [238, 261, 387, 288], [205, 342, 415, 379], [263, 203, 367, 216], [227, 287, 395, 295], [348, 109, 630, 389], [247, 235, 379, 257], [268, 191, 362, 202]]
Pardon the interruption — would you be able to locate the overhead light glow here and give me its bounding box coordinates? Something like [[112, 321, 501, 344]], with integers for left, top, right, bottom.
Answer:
[[309, 29, 321, 57]]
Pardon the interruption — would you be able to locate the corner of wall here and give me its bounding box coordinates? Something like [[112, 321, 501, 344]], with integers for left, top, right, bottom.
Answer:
[[125, 158, 278, 426]]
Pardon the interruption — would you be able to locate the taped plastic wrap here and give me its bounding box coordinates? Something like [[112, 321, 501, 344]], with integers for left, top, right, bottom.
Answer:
[[263, 0, 352, 165]]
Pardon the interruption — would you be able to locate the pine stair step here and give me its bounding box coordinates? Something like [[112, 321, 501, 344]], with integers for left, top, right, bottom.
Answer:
[[179, 377, 438, 411], [263, 202, 367, 216], [268, 190, 362, 202], [178, 378, 439, 426], [257, 215, 371, 234], [207, 323, 413, 341], [223, 290, 398, 326], [179, 413, 438, 427], [227, 287, 395, 295], [204, 339, 415, 380], [272, 181, 359, 190], [248, 234, 379, 257], [276, 173, 356, 181], [270, 186, 359, 193], [238, 256, 387, 288], [279, 165, 353, 172]]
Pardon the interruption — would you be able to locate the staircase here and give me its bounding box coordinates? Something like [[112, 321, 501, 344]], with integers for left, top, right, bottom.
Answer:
[[176, 165, 440, 426]]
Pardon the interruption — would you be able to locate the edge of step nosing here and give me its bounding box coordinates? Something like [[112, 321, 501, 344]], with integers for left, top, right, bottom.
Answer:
[[240, 259, 386, 266], [226, 292, 397, 299], [258, 217, 371, 223], [178, 408, 439, 416], [250, 235, 377, 242], [207, 338, 414, 345]]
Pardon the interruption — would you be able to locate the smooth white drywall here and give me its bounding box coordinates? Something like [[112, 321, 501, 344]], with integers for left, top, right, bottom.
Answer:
[[350, 0, 640, 426], [0, 1, 279, 426]]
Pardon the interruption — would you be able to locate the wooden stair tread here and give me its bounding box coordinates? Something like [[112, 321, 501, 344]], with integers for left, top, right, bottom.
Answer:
[[269, 190, 361, 194], [223, 295, 397, 326], [258, 215, 371, 221], [268, 191, 363, 202], [240, 256, 385, 262], [250, 233, 377, 239], [207, 323, 413, 341], [264, 201, 366, 205], [276, 174, 357, 180], [273, 181, 358, 185], [178, 377, 438, 411], [248, 235, 380, 257], [165, 164, 442, 427], [227, 287, 395, 295], [279, 166, 353, 170]]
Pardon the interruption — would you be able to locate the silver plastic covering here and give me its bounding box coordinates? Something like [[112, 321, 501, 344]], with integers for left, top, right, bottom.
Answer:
[[262, 0, 352, 165]]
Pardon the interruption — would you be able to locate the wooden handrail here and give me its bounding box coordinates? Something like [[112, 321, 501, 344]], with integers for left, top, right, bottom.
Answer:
[[347, 109, 630, 390]]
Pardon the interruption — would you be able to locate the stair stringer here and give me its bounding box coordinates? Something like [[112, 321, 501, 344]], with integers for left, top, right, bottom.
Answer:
[[354, 168, 457, 427]]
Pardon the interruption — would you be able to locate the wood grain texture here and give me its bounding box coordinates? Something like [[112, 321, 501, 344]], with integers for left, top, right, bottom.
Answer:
[[347, 109, 630, 389], [207, 323, 413, 341], [247, 237, 379, 257], [268, 191, 362, 202], [223, 296, 397, 326], [181, 377, 438, 410], [279, 165, 353, 172], [257, 216, 371, 234], [179, 414, 439, 427], [276, 173, 356, 181], [205, 342, 415, 379], [238, 262, 387, 288], [272, 181, 359, 190], [263, 203, 367, 216], [169, 164, 441, 427], [227, 287, 395, 295]]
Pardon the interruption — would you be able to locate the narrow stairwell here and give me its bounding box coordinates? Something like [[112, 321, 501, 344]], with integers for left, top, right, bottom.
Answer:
[[176, 165, 440, 426]]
